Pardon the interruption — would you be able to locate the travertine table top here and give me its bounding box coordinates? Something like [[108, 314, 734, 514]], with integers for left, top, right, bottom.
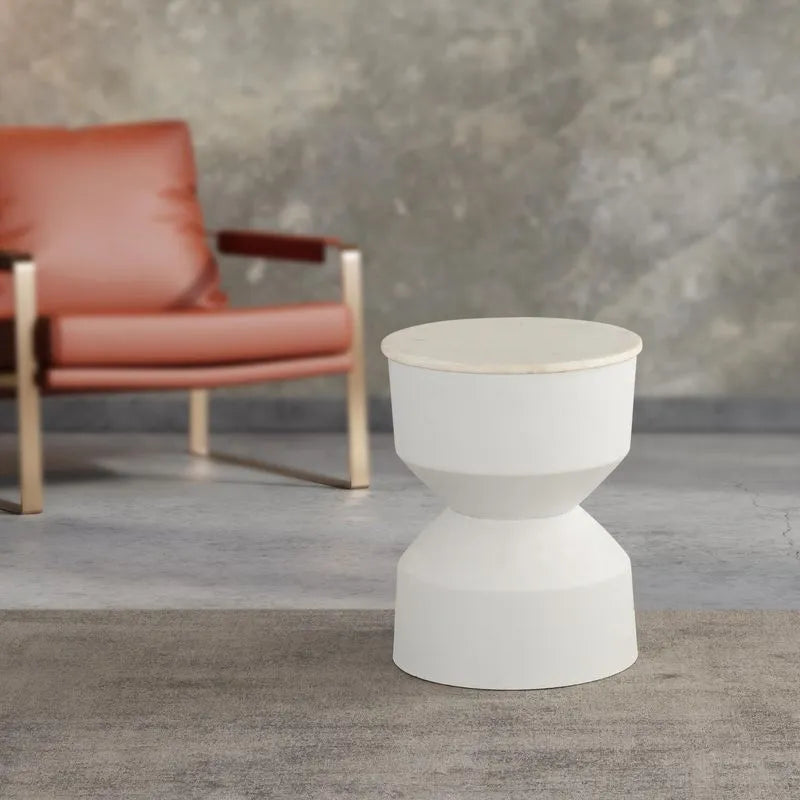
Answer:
[[380, 317, 643, 374]]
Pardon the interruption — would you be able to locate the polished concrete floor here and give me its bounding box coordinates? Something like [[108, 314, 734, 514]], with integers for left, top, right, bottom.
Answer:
[[0, 433, 798, 609]]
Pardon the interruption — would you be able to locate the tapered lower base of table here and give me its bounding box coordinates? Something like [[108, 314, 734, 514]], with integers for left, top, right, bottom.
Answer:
[[393, 506, 638, 689]]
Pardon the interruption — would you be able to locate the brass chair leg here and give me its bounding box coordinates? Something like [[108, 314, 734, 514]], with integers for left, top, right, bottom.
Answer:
[[188, 389, 209, 456], [16, 380, 43, 515], [341, 248, 370, 489], [186, 383, 356, 489], [0, 259, 44, 514], [186, 248, 370, 490]]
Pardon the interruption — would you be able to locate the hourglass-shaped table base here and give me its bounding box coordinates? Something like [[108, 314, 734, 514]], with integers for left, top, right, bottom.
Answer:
[[393, 505, 637, 690], [382, 318, 644, 691]]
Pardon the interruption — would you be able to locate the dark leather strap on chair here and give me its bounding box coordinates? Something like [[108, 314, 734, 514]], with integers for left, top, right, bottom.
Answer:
[[216, 230, 343, 263], [0, 250, 33, 270]]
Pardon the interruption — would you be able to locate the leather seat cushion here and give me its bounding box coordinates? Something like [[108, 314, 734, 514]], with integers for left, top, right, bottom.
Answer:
[[38, 302, 352, 368]]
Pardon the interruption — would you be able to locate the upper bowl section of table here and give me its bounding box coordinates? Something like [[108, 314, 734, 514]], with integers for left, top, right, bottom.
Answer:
[[380, 317, 642, 374]]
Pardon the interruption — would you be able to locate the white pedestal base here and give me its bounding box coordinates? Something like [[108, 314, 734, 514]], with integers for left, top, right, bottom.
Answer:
[[393, 506, 638, 689]]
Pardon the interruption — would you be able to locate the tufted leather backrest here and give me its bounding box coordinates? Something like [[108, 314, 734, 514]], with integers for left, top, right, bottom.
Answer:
[[0, 120, 225, 317]]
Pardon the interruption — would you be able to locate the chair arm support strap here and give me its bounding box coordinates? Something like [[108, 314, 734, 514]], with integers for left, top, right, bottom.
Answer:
[[0, 250, 34, 270], [215, 229, 350, 264]]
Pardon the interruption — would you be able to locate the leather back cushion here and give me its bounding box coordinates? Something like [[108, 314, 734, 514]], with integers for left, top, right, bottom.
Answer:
[[0, 120, 224, 316]]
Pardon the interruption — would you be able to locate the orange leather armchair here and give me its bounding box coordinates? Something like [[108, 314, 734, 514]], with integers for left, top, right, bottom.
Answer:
[[0, 120, 369, 514]]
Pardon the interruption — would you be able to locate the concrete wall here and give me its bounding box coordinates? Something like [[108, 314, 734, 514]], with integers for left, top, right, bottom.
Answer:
[[1, 0, 799, 400]]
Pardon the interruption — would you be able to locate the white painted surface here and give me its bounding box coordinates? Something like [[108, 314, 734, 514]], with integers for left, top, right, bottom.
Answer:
[[393, 507, 637, 689], [380, 317, 642, 374], [385, 317, 641, 689], [389, 359, 636, 479]]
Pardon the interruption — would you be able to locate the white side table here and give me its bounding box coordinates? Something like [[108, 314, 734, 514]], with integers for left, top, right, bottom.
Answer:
[[381, 317, 643, 689]]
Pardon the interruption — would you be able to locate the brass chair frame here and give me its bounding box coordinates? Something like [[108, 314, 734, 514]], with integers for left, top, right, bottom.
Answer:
[[0, 245, 370, 514]]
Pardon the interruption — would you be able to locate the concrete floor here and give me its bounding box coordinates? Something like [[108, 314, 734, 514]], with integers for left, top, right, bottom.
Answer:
[[0, 433, 798, 609]]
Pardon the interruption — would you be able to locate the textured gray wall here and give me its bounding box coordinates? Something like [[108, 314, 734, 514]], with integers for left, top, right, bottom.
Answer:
[[1, 0, 799, 399]]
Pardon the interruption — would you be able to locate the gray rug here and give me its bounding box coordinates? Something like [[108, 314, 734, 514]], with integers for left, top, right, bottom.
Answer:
[[0, 611, 798, 799]]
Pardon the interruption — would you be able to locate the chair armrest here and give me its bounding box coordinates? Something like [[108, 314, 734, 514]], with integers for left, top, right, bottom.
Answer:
[[0, 250, 34, 270], [215, 229, 354, 264], [214, 233, 364, 350]]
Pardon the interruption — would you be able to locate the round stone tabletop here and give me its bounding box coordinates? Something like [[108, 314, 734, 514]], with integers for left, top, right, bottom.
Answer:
[[380, 317, 642, 374]]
